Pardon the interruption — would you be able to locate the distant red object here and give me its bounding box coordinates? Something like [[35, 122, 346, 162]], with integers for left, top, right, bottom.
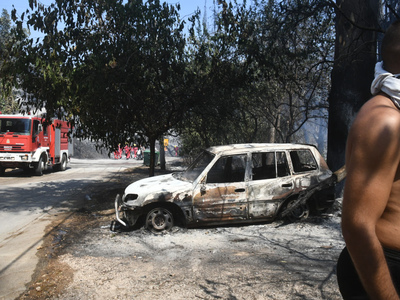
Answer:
[[0, 114, 72, 175], [114, 144, 123, 159], [124, 145, 131, 159]]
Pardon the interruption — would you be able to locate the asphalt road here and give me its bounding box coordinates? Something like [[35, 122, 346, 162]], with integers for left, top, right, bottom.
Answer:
[[0, 158, 142, 300]]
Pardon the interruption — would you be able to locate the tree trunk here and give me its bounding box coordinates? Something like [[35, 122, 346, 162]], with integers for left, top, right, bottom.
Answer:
[[327, 0, 379, 177], [160, 137, 166, 171], [149, 137, 156, 177]]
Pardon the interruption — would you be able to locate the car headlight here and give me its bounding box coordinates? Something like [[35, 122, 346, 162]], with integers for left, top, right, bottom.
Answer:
[[123, 194, 138, 203]]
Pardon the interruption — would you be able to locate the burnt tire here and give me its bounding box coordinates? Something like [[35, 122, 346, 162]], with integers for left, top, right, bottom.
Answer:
[[284, 198, 310, 222], [145, 207, 174, 233]]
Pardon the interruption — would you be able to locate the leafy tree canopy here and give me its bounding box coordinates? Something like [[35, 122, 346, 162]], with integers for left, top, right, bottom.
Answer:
[[1, 0, 188, 175], [2, 0, 337, 171], [0, 9, 18, 114], [0, 9, 11, 46]]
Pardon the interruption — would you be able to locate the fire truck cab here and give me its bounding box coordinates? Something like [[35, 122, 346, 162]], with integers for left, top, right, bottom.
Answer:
[[0, 114, 73, 176]]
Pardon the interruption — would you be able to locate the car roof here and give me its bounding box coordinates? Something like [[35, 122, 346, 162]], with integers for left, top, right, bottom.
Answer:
[[206, 143, 318, 155]]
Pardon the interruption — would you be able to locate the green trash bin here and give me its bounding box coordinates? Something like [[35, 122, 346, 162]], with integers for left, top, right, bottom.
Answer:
[[143, 150, 159, 166]]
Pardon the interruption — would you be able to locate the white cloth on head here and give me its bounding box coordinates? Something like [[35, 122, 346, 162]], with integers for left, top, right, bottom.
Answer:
[[371, 61, 400, 109]]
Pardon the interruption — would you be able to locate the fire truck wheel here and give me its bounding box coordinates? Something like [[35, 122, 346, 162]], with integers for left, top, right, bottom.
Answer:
[[0, 166, 5, 176], [59, 154, 67, 171], [34, 156, 45, 176]]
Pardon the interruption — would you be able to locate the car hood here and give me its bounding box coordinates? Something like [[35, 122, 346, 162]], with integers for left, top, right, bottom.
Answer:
[[124, 173, 193, 203]]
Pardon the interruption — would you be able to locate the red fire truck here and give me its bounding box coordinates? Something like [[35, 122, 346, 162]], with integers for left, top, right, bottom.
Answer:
[[0, 113, 73, 176]]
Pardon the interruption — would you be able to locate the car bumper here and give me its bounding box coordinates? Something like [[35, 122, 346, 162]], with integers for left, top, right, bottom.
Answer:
[[114, 194, 128, 226], [114, 194, 142, 227]]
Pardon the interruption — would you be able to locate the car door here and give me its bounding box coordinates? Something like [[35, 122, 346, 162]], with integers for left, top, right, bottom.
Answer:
[[192, 154, 248, 223], [247, 151, 295, 220]]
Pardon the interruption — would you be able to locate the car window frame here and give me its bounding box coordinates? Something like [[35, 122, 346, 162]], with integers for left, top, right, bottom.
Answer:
[[250, 150, 291, 181], [289, 149, 318, 174]]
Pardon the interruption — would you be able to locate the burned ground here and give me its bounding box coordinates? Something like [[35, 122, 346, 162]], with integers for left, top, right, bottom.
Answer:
[[17, 167, 345, 300]]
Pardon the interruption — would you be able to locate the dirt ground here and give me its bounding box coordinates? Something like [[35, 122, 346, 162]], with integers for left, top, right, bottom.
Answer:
[[17, 167, 345, 300]]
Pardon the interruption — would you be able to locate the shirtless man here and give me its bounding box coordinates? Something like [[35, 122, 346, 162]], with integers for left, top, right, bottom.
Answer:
[[337, 20, 400, 300]]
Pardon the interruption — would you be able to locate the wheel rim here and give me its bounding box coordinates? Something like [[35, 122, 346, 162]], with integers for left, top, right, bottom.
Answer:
[[146, 208, 174, 232], [291, 204, 309, 219]]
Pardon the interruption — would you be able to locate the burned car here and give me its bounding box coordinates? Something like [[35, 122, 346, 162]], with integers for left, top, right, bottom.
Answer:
[[114, 143, 340, 233]]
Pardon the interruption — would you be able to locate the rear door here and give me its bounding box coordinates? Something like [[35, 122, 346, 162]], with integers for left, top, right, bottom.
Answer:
[[247, 151, 295, 219]]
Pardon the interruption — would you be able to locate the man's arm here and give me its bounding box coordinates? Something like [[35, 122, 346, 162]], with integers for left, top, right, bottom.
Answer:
[[342, 99, 400, 300]]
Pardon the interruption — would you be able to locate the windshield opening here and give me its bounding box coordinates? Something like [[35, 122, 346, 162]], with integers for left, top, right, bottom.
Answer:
[[0, 118, 31, 135], [179, 151, 215, 182]]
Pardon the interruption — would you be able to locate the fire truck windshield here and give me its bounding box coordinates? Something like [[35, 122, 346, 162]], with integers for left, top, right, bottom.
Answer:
[[0, 118, 31, 135]]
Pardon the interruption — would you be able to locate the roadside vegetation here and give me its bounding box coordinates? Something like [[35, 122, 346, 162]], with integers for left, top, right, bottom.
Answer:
[[0, 0, 398, 175]]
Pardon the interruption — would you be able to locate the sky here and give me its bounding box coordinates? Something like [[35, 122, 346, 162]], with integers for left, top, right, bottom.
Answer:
[[2, 0, 208, 18], [1, 0, 222, 39]]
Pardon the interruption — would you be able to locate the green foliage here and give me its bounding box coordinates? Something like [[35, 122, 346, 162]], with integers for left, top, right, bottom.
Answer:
[[179, 1, 261, 153], [1, 0, 188, 175], [1, 0, 335, 165], [0, 9, 18, 114], [0, 9, 11, 46]]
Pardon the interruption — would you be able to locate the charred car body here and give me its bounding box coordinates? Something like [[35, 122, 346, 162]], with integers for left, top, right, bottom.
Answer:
[[115, 143, 338, 233]]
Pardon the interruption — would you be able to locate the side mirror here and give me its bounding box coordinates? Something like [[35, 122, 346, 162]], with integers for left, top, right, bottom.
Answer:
[[200, 185, 206, 196], [200, 178, 206, 195]]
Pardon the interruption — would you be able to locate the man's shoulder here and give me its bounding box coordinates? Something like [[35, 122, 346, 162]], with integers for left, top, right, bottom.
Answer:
[[347, 94, 400, 168], [349, 94, 400, 146], [356, 94, 400, 127]]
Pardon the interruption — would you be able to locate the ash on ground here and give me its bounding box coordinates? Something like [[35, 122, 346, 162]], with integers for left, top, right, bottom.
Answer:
[[20, 165, 345, 300]]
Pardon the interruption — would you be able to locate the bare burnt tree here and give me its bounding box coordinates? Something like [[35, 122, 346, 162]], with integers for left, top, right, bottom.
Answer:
[[180, 0, 335, 153]]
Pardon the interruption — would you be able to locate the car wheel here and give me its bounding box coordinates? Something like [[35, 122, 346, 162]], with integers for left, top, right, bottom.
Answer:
[[284, 198, 310, 221], [145, 207, 174, 233]]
